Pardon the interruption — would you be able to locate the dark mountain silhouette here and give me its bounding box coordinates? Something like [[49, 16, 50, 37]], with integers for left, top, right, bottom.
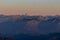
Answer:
[[0, 15, 60, 37], [14, 33, 60, 40]]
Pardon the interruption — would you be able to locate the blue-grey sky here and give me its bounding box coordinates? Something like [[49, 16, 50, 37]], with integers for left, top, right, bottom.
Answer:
[[0, 0, 60, 15]]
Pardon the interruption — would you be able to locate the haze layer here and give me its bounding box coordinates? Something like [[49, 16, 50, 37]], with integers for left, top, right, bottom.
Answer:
[[0, 0, 60, 16]]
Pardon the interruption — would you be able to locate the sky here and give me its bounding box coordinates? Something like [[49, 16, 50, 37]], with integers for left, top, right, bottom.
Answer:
[[0, 0, 60, 16]]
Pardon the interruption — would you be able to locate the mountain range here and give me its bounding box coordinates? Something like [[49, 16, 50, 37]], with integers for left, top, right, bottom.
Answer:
[[0, 15, 60, 37]]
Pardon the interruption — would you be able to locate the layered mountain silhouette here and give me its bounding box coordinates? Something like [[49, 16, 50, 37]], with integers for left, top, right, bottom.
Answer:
[[0, 15, 60, 37]]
